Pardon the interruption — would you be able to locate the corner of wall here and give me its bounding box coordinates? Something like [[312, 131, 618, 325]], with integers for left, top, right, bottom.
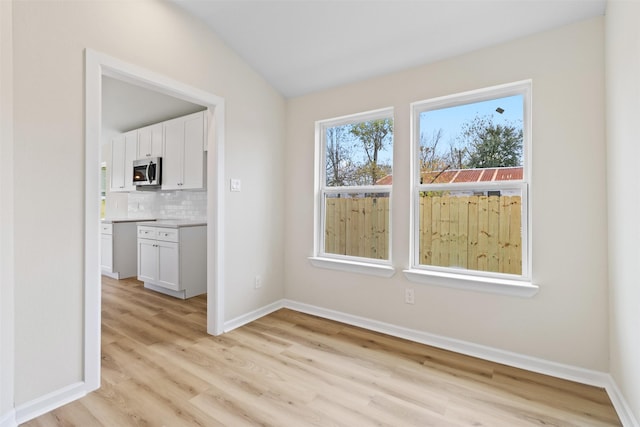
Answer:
[[0, 0, 15, 423]]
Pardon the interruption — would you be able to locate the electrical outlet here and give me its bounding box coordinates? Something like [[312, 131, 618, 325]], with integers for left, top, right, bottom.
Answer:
[[254, 275, 263, 289], [405, 288, 415, 304]]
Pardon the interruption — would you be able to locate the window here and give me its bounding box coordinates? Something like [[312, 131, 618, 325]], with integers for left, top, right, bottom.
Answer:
[[407, 81, 535, 294], [311, 108, 394, 275]]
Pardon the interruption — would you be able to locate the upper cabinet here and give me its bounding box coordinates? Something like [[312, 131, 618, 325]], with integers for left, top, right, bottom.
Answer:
[[108, 110, 207, 193], [162, 111, 206, 191], [137, 123, 163, 159], [110, 130, 137, 192]]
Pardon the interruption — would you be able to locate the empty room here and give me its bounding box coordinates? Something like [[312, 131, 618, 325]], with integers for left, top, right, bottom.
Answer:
[[1, 0, 639, 426]]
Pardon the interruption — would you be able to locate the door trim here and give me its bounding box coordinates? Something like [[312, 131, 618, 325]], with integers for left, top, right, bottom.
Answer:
[[84, 49, 225, 391]]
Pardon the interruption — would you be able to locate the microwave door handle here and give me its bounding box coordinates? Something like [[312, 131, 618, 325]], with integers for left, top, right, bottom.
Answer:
[[146, 163, 151, 183]]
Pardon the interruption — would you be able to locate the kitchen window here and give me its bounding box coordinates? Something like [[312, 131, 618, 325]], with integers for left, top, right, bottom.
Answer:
[[405, 81, 537, 296], [310, 107, 395, 277]]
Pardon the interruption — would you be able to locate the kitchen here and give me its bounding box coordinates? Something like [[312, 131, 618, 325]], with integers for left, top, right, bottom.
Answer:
[[100, 75, 209, 300]]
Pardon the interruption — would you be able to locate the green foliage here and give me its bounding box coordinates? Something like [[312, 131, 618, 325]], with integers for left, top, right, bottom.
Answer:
[[350, 118, 393, 184], [461, 116, 523, 168]]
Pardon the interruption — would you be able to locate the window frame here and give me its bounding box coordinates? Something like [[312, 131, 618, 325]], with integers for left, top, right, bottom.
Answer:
[[310, 107, 396, 277], [405, 81, 537, 296]]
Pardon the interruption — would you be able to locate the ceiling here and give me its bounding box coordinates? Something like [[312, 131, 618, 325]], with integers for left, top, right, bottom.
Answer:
[[102, 76, 205, 133], [172, 0, 607, 98], [102, 0, 606, 134]]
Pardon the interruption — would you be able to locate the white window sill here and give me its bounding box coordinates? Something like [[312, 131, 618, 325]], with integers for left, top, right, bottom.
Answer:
[[403, 268, 538, 298], [308, 257, 396, 278]]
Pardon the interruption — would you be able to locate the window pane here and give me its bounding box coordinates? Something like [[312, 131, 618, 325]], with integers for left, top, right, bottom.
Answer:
[[419, 95, 523, 182], [324, 193, 390, 260], [418, 189, 522, 275], [325, 118, 393, 187]]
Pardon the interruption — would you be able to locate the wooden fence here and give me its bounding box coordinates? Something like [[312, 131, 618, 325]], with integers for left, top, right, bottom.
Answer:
[[325, 194, 522, 274], [324, 197, 390, 260]]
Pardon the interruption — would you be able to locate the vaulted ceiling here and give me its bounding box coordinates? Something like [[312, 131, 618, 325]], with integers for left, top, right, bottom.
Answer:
[[103, 0, 607, 133], [172, 0, 607, 98]]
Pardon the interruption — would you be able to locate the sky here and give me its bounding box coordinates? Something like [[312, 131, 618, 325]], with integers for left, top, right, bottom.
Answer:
[[326, 94, 524, 173], [419, 94, 524, 157]]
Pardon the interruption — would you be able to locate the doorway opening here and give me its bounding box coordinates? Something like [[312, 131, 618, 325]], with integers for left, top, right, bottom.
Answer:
[[85, 49, 225, 392]]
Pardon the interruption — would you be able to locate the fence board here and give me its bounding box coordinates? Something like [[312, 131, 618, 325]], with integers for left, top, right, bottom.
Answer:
[[488, 196, 500, 272], [467, 197, 479, 271], [323, 194, 521, 273], [457, 196, 469, 269], [477, 196, 489, 271]]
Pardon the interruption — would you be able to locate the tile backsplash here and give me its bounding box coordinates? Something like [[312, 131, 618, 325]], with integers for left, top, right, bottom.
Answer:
[[128, 190, 207, 221]]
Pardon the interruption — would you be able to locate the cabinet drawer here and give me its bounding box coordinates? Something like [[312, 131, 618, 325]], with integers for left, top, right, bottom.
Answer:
[[138, 226, 157, 239], [100, 223, 113, 235], [156, 228, 179, 243]]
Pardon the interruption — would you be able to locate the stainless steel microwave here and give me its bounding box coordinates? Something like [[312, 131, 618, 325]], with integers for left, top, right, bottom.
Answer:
[[133, 157, 161, 188]]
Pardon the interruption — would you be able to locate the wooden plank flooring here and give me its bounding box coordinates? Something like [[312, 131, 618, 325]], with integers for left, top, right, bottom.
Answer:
[[23, 276, 621, 426]]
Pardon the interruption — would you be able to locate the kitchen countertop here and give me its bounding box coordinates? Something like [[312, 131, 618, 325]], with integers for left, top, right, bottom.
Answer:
[[102, 218, 155, 224], [137, 219, 207, 228]]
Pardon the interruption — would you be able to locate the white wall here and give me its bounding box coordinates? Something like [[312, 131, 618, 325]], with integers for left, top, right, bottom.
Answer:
[[0, 0, 15, 423], [12, 0, 285, 406], [606, 1, 640, 422], [285, 18, 608, 370]]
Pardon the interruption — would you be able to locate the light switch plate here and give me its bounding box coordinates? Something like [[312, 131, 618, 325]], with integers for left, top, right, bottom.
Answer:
[[230, 178, 242, 192]]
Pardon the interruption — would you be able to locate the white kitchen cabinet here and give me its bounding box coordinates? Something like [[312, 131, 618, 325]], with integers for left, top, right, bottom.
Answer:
[[137, 123, 163, 159], [110, 130, 137, 192], [137, 224, 206, 299], [101, 222, 138, 279], [100, 232, 113, 272], [162, 111, 206, 190]]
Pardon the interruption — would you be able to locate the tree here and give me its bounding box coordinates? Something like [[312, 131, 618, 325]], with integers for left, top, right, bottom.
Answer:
[[350, 118, 393, 185], [419, 128, 449, 172], [459, 116, 523, 168], [325, 125, 356, 186]]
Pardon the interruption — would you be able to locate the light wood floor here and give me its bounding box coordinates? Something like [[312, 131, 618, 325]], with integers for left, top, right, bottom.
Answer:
[[23, 276, 621, 426]]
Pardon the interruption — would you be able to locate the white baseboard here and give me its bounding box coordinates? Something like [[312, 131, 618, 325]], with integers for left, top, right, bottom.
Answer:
[[12, 300, 635, 426], [604, 375, 640, 427], [282, 299, 639, 425], [0, 410, 16, 427], [14, 381, 87, 425], [224, 300, 284, 332]]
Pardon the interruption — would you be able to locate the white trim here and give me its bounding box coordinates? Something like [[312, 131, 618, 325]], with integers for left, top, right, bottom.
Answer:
[[208, 105, 226, 335], [403, 268, 538, 297], [84, 50, 104, 392], [308, 256, 396, 278], [84, 50, 227, 397], [10, 299, 635, 425], [224, 300, 284, 333], [222, 299, 636, 425], [409, 80, 533, 286], [14, 382, 86, 425], [604, 377, 640, 427], [314, 107, 395, 265], [282, 299, 611, 387], [0, 410, 16, 427]]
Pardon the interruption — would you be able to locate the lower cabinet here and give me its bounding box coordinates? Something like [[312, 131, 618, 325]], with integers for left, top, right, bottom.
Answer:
[[101, 222, 137, 279], [137, 225, 206, 299]]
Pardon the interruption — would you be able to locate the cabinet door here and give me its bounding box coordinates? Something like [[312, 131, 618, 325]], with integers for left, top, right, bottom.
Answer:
[[157, 241, 180, 290], [138, 123, 163, 159], [110, 131, 137, 192], [110, 134, 126, 191], [182, 113, 205, 190], [137, 239, 158, 282], [162, 118, 184, 190], [100, 234, 113, 271]]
